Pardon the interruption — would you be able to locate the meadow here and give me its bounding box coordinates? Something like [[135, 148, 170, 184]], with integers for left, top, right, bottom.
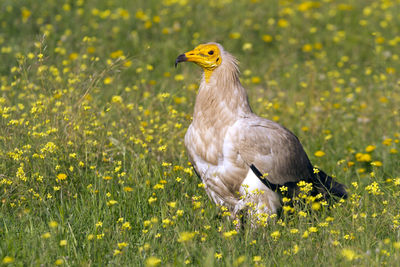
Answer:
[[0, 0, 400, 266]]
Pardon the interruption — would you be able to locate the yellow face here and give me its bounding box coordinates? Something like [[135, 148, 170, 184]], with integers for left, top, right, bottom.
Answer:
[[175, 44, 222, 70]]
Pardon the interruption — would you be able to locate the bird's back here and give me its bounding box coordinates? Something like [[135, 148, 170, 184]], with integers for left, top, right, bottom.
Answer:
[[236, 114, 315, 185]]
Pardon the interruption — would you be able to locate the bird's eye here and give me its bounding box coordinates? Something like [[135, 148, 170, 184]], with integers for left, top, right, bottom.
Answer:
[[208, 50, 214, 55]]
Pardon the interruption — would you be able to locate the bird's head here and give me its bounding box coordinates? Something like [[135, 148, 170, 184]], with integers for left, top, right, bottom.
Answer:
[[175, 43, 222, 81]]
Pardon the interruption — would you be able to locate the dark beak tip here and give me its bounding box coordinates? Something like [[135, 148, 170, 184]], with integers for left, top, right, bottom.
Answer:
[[175, 53, 187, 68]]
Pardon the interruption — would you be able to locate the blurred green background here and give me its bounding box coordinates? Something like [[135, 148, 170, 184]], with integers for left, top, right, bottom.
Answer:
[[0, 0, 399, 266]]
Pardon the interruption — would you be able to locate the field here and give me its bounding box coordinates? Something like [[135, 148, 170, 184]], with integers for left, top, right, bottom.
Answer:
[[1, 0, 400, 266]]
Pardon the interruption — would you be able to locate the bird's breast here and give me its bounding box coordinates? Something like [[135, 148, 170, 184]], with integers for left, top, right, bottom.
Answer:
[[185, 122, 249, 192], [185, 122, 226, 166]]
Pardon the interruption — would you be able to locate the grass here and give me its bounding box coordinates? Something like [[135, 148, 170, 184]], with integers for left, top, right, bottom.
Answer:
[[0, 0, 399, 266]]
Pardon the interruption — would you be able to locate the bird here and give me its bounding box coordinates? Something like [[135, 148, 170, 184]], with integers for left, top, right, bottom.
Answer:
[[175, 42, 347, 221]]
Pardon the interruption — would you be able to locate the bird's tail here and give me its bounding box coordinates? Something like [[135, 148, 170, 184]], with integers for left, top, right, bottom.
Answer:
[[312, 168, 348, 199]]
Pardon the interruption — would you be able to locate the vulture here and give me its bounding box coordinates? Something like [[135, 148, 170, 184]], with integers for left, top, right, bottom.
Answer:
[[175, 42, 347, 219]]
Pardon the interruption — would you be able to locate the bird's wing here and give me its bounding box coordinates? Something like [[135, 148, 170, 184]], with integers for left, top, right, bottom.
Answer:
[[237, 116, 314, 185]]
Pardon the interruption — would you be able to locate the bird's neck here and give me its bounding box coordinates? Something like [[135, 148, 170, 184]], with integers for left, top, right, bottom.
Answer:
[[192, 64, 252, 129]]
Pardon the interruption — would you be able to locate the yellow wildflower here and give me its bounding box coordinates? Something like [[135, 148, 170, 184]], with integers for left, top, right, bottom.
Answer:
[[145, 256, 161, 267], [277, 19, 289, 28], [312, 202, 321, 210], [122, 222, 131, 230], [110, 50, 124, 59], [178, 231, 196, 242], [262, 34, 273, 43], [302, 44, 313, 52], [214, 253, 222, 259], [365, 145, 376, 152], [2, 256, 14, 264], [229, 32, 241, 39], [371, 161, 383, 167], [148, 197, 157, 204], [41, 232, 51, 239], [365, 182, 382, 195], [355, 153, 371, 162], [113, 249, 122, 256], [253, 256, 261, 262], [118, 242, 128, 249], [233, 256, 246, 266], [104, 77, 113, 84], [49, 221, 58, 228], [167, 201, 176, 208], [123, 186, 133, 192], [223, 230, 238, 239], [21, 7, 31, 23], [270, 231, 281, 241], [302, 230, 309, 238], [57, 173, 67, 181], [69, 53, 78, 60], [341, 248, 357, 261]]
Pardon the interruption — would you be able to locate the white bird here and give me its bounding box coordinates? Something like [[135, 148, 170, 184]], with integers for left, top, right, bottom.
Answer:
[[175, 43, 347, 220]]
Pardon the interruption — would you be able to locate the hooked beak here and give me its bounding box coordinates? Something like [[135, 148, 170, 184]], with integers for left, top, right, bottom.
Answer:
[[175, 53, 188, 68]]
